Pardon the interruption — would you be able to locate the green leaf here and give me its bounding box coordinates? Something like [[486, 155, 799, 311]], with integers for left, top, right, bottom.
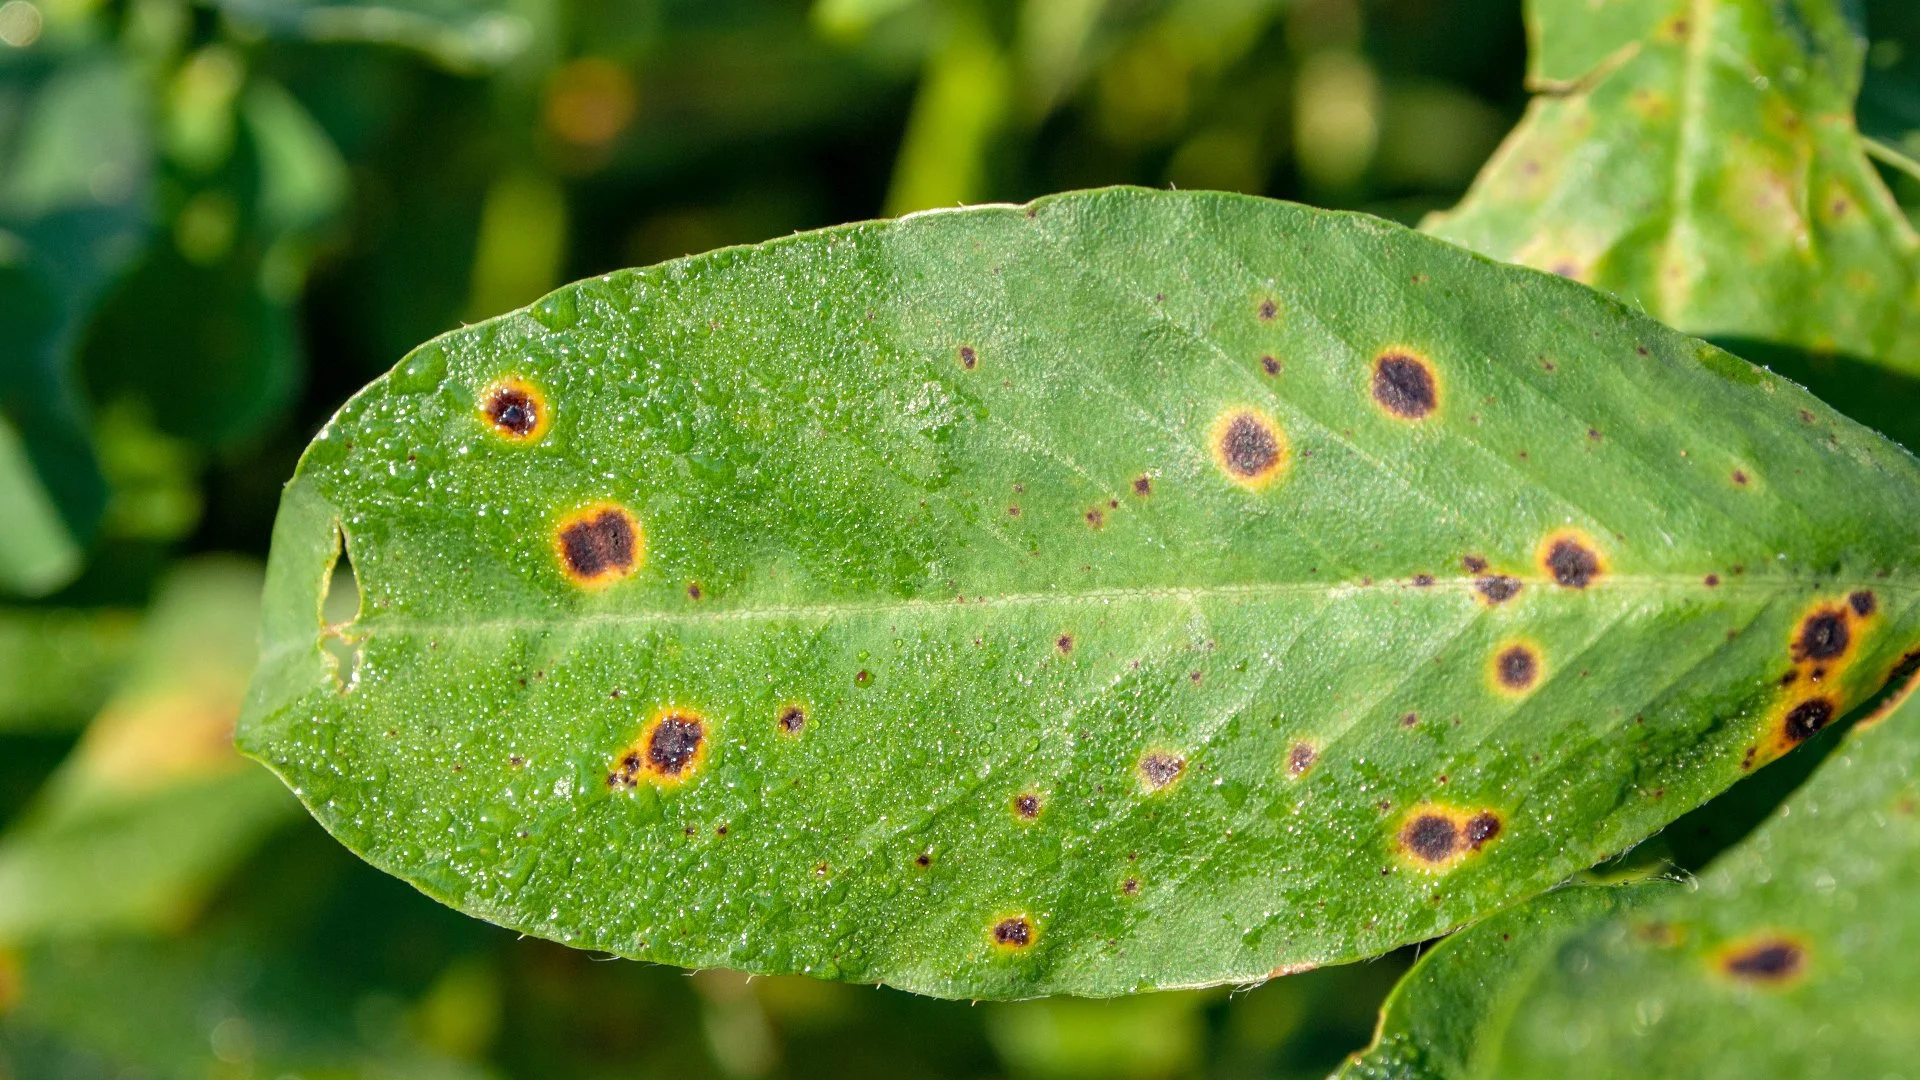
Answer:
[[0, 47, 154, 586], [0, 558, 297, 941], [1859, 0, 1920, 171], [0, 413, 82, 595], [1425, 0, 1920, 373], [209, 0, 539, 74], [0, 604, 137, 734], [240, 188, 1920, 999], [1340, 682, 1920, 1079]]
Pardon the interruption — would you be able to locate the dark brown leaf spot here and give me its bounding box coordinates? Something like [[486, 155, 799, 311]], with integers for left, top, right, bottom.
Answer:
[[1399, 814, 1457, 864], [1705, 574, 1720, 587], [556, 505, 641, 587], [1137, 751, 1186, 791], [1372, 351, 1438, 419], [1122, 877, 1140, 895], [959, 345, 977, 370], [1085, 508, 1104, 529], [1014, 792, 1042, 819], [1543, 535, 1602, 588], [1412, 574, 1435, 587], [1133, 475, 1153, 497], [1464, 812, 1501, 850], [686, 582, 702, 600], [1056, 634, 1074, 654], [777, 704, 806, 735], [1731, 469, 1750, 486], [1795, 610, 1850, 663], [1462, 555, 1488, 574], [1783, 698, 1834, 744], [1496, 644, 1540, 692], [1211, 409, 1286, 487], [1287, 742, 1317, 776], [1257, 298, 1278, 321], [993, 917, 1033, 948], [647, 713, 704, 776], [1849, 591, 1877, 617], [1400, 712, 1418, 728], [915, 853, 931, 867], [483, 381, 543, 438], [1476, 576, 1521, 604], [1261, 354, 1280, 375], [1720, 938, 1806, 984]]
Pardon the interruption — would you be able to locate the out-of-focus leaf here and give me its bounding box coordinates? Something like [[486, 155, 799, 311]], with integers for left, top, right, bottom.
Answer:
[[884, 8, 1011, 215], [466, 168, 566, 321], [0, 606, 138, 734], [0, 823, 496, 1080], [987, 990, 1209, 1080], [243, 188, 1920, 999], [210, 0, 539, 74], [0, 558, 296, 941], [0, 413, 81, 594], [1426, 0, 1920, 373], [1860, 0, 1920, 171], [83, 72, 343, 449], [1340, 684, 1920, 1080], [0, 47, 154, 589], [1335, 882, 1672, 1079]]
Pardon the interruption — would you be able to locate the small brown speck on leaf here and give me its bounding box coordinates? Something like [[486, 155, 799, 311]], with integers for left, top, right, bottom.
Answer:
[[1133, 475, 1153, 496], [1462, 555, 1487, 574], [1137, 751, 1186, 792], [1122, 877, 1140, 895], [1732, 469, 1750, 486], [1056, 634, 1074, 654], [687, 582, 702, 600], [1258, 299, 1278, 321], [959, 345, 978, 370], [1850, 591, 1877, 617], [778, 704, 807, 735], [1014, 792, 1042, 819], [1412, 574, 1435, 587], [1464, 812, 1501, 849], [1261, 354, 1281, 375], [1287, 742, 1318, 776], [1476, 576, 1521, 604], [1705, 574, 1720, 587], [915, 853, 932, 867], [1086, 508, 1105, 529]]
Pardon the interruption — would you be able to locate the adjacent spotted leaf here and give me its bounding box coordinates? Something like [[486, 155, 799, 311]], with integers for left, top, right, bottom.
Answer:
[[240, 188, 1920, 999], [1340, 684, 1920, 1079], [1425, 0, 1920, 373]]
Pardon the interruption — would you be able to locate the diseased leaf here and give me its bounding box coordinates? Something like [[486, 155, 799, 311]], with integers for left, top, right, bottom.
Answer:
[[1425, 0, 1920, 372], [0, 559, 296, 941], [240, 188, 1920, 999], [1339, 682, 1920, 1080]]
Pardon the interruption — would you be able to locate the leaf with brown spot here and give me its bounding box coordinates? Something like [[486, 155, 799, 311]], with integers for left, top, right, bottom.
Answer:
[[1425, 0, 1920, 375], [241, 189, 1920, 1000], [1341, 687, 1920, 1078]]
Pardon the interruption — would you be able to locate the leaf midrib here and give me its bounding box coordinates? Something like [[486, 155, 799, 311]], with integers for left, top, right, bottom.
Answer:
[[344, 573, 1882, 635]]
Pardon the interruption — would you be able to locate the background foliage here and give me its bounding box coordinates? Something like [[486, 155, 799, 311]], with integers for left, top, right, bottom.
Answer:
[[2, 0, 1916, 1076]]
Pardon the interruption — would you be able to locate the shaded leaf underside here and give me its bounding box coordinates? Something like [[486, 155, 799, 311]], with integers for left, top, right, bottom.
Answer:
[[1342, 682, 1920, 1079], [241, 188, 1920, 998], [1426, 0, 1920, 373]]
